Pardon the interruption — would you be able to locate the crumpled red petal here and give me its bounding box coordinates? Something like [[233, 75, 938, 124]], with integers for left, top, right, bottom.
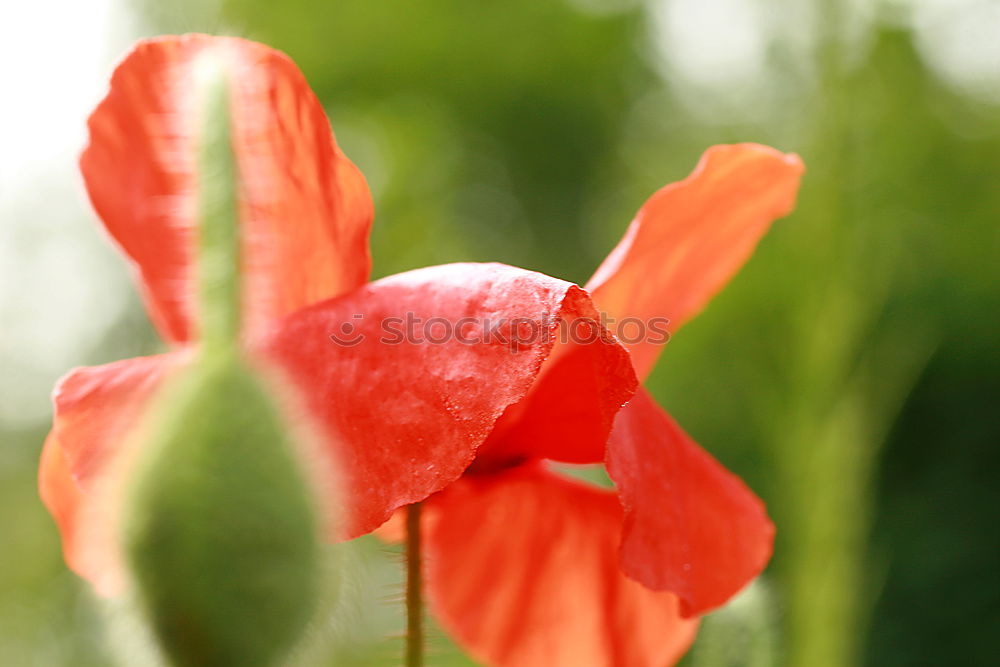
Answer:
[[39, 353, 187, 592], [80, 34, 372, 344], [471, 291, 638, 469], [605, 388, 774, 617], [263, 262, 634, 538], [585, 144, 803, 379], [424, 463, 699, 667]]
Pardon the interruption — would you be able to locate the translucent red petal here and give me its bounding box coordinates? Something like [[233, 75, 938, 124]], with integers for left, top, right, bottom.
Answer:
[[39, 353, 186, 592], [606, 388, 775, 617], [424, 464, 699, 666], [586, 144, 804, 378], [80, 35, 372, 344]]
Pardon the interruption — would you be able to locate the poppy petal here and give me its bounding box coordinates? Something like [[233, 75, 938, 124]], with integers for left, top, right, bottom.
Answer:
[[585, 144, 803, 378], [262, 262, 629, 539], [606, 388, 774, 617], [424, 464, 699, 667], [80, 34, 373, 344], [38, 434, 93, 584], [39, 353, 187, 591], [471, 295, 638, 469]]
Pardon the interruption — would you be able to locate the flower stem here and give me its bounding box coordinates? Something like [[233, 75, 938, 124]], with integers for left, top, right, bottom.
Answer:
[[405, 502, 424, 667], [195, 58, 240, 351]]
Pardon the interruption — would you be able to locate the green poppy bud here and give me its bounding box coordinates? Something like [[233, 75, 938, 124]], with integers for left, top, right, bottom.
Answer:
[[123, 351, 320, 667], [116, 49, 324, 667]]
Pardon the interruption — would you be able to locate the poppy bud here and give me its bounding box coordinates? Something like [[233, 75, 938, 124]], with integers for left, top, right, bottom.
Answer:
[[123, 351, 321, 667], [121, 51, 321, 667]]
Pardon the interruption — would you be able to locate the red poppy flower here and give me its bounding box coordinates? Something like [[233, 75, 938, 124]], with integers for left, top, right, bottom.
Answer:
[[38, 34, 635, 596], [38, 34, 804, 666], [405, 144, 804, 666]]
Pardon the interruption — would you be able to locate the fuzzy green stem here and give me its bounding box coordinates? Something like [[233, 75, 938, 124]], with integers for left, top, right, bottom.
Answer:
[[405, 502, 424, 667], [195, 59, 240, 350]]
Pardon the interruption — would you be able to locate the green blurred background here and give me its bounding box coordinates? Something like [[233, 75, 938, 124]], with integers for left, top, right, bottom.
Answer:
[[1, 0, 997, 665]]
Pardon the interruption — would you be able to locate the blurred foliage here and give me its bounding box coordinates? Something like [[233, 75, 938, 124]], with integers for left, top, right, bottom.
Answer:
[[2, 0, 998, 665]]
